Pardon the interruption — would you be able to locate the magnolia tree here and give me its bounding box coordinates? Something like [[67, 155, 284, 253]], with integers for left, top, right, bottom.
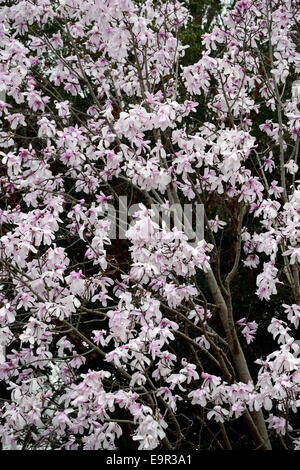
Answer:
[[0, 0, 299, 451]]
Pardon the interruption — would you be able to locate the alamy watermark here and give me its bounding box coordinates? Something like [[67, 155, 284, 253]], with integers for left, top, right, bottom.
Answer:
[[102, 196, 204, 245]]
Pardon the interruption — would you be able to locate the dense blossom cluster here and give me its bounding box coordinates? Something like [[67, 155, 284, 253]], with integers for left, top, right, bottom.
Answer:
[[0, 0, 299, 450]]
